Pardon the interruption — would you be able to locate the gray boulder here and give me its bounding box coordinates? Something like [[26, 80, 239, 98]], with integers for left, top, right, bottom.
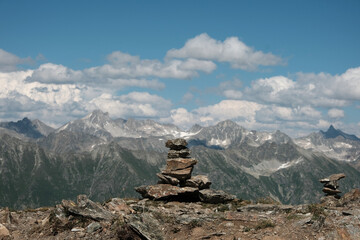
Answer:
[[61, 195, 114, 221], [185, 175, 211, 190], [199, 189, 235, 204]]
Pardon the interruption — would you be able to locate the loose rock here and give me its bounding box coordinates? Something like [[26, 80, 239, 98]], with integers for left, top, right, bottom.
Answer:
[[0, 223, 10, 237], [185, 175, 212, 189], [199, 189, 235, 204], [87, 222, 102, 233], [62, 195, 114, 221], [135, 184, 199, 201]]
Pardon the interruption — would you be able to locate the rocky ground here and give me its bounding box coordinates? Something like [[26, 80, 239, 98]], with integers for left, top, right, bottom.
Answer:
[[1, 189, 360, 240]]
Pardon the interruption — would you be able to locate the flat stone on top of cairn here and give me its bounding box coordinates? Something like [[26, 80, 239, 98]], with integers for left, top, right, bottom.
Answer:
[[320, 173, 346, 199]]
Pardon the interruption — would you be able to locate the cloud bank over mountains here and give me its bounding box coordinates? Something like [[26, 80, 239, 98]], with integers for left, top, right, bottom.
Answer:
[[0, 33, 359, 136]]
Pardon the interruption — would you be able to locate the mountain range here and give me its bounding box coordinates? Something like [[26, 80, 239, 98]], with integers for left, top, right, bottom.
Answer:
[[1, 110, 360, 209]]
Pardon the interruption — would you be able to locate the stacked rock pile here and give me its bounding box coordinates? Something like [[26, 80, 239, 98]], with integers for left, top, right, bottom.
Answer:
[[156, 138, 211, 189], [135, 138, 234, 203], [320, 173, 346, 199]]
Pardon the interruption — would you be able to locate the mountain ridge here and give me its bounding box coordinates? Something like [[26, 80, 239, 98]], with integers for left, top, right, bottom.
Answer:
[[1, 110, 360, 209]]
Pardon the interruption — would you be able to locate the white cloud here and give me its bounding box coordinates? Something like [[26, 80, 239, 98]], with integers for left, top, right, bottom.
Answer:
[[328, 108, 344, 118], [89, 92, 172, 119], [223, 89, 243, 99], [242, 68, 360, 108], [218, 78, 243, 99], [255, 105, 322, 123], [85, 51, 216, 80], [166, 33, 283, 70], [164, 108, 196, 129], [0, 49, 33, 72], [25, 62, 165, 90], [26, 63, 84, 84]]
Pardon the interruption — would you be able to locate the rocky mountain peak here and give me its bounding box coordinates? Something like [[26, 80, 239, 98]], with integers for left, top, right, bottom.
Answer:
[[215, 119, 240, 129], [321, 125, 360, 141], [0, 117, 44, 138], [83, 110, 111, 124]]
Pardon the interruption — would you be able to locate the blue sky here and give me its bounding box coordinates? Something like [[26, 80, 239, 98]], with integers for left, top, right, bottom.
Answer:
[[0, 0, 359, 136]]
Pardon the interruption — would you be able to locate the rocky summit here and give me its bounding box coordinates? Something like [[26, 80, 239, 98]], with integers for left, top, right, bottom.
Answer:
[[135, 138, 234, 203], [2, 189, 360, 239]]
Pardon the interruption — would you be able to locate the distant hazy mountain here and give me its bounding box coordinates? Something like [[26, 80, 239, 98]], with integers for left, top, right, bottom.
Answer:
[[295, 125, 360, 163], [321, 125, 360, 141], [0, 117, 54, 139], [1, 110, 360, 209], [57, 110, 189, 140]]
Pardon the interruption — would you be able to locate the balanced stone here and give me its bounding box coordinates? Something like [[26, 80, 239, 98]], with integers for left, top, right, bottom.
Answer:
[[322, 187, 341, 195], [165, 139, 188, 150], [168, 149, 191, 158], [185, 175, 211, 190], [162, 167, 193, 181], [135, 184, 199, 201], [165, 158, 197, 171], [319, 173, 345, 198], [157, 173, 180, 185]]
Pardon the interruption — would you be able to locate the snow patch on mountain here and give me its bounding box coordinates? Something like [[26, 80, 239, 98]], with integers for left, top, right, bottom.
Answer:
[[241, 157, 304, 178]]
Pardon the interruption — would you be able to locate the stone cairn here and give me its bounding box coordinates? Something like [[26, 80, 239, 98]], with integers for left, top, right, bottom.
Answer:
[[320, 173, 346, 199], [135, 138, 234, 203], [157, 138, 211, 189]]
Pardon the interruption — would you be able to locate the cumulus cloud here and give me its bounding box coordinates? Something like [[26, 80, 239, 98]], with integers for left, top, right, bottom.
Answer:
[[164, 108, 196, 129], [216, 78, 243, 99], [255, 105, 322, 123], [243, 68, 360, 108], [163, 100, 263, 129], [0, 68, 172, 125], [0, 49, 33, 72], [26, 63, 84, 84], [25, 63, 165, 90], [166, 33, 283, 70], [89, 92, 172, 119], [86, 51, 216, 80], [328, 108, 344, 118]]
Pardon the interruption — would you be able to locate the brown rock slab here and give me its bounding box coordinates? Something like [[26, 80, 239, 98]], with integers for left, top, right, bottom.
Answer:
[[185, 175, 211, 190], [320, 173, 346, 184], [165, 138, 188, 150], [105, 198, 135, 215], [199, 189, 235, 204], [135, 184, 199, 201], [157, 173, 180, 185], [0, 223, 10, 237], [62, 195, 114, 221], [162, 166, 193, 181], [165, 158, 197, 171], [323, 187, 341, 195], [339, 188, 360, 206], [168, 149, 191, 158], [329, 173, 346, 181]]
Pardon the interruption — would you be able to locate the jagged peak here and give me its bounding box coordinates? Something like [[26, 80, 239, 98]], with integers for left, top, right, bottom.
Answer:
[[321, 125, 360, 141], [84, 109, 110, 119], [214, 119, 241, 129]]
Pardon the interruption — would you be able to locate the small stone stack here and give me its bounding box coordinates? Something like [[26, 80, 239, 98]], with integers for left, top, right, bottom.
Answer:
[[320, 173, 346, 199], [136, 138, 235, 203], [156, 138, 211, 189]]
